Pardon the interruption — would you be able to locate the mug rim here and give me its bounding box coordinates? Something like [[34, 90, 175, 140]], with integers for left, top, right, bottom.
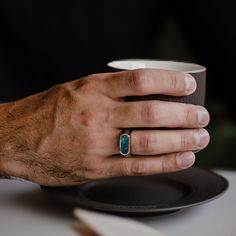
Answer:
[[107, 59, 206, 74]]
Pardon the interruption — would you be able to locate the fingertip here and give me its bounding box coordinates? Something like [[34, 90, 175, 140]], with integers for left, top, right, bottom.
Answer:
[[197, 106, 210, 127], [176, 152, 195, 169], [184, 74, 197, 94]]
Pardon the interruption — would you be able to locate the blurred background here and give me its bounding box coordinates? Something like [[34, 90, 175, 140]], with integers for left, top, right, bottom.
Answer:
[[153, 8, 236, 170], [0, 1, 235, 169]]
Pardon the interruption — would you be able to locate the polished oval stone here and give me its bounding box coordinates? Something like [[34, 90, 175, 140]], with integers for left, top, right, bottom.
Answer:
[[120, 134, 130, 156]]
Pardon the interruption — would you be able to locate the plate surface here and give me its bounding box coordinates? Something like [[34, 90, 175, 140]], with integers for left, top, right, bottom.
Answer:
[[41, 167, 228, 215]]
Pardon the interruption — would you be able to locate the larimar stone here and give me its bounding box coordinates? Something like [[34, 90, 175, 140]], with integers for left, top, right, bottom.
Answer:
[[120, 134, 130, 156]]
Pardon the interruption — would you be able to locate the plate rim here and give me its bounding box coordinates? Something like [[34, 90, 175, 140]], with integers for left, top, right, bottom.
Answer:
[[41, 167, 229, 214]]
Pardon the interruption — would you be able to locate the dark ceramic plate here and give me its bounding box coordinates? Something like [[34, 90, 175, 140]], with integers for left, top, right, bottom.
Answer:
[[41, 167, 228, 215]]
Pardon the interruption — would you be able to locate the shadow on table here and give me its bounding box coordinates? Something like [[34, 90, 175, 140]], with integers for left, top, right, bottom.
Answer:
[[11, 187, 76, 220]]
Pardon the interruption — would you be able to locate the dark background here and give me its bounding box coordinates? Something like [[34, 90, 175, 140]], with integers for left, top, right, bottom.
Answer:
[[154, 16, 236, 170], [0, 1, 235, 169]]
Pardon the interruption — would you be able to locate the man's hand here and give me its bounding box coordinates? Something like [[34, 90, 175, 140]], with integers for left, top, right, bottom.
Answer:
[[0, 69, 210, 186]]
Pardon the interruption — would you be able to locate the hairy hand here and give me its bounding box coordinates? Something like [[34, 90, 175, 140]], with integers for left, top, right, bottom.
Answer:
[[0, 69, 210, 186]]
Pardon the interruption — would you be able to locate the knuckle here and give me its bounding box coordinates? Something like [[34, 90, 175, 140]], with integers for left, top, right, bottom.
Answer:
[[170, 72, 178, 90], [78, 109, 95, 127], [104, 107, 112, 123], [79, 74, 100, 93], [131, 160, 148, 175], [138, 134, 156, 153], [161, 158, 170, 173], [180, 134, 190, 150], [129, 69, 147, 93], [161, 156, 177, 173], [57, 83, 77, 102], [141, 101, 160, 124], [169, 72, 184, 90], [99, 106, 112, 124], [119, 161, 131, 176], [78, 108, 110, 127], [185, 105, 197, 125]]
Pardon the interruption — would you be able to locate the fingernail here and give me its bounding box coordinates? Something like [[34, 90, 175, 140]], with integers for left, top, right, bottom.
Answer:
[[197, 106, 209, 126], [193, 149, 200, 153], [176, 153, 195, 168], [194, 129, 210, 148], [185, 74, 196, 93]]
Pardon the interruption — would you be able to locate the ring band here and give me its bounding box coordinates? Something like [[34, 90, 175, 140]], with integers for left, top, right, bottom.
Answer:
[[119, 129, 131, 157]]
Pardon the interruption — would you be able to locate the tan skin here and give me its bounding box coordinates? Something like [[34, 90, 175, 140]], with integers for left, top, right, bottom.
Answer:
[[0, 69, 210, 186]]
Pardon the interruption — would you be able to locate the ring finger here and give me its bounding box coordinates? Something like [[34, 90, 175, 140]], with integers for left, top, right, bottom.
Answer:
[[128, 128, 210, 155]]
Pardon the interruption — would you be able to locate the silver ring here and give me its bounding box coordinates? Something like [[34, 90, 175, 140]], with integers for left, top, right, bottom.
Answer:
[[119, 129, 131, 157]]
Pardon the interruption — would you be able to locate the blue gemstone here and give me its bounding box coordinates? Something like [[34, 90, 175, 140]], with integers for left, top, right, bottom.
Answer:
[[120, 134, 130, 156]]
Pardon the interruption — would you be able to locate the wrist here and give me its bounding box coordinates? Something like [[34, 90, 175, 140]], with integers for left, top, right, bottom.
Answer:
[[0, 102, 11, 177], [0, 100, 35, 178], [0, 88, 58, 181]]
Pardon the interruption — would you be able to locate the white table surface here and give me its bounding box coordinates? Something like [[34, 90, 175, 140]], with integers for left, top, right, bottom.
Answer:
[[0, 169, 235, 236]]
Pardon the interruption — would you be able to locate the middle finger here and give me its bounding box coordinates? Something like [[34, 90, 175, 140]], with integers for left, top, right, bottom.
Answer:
[[110, 100, 210, 128]]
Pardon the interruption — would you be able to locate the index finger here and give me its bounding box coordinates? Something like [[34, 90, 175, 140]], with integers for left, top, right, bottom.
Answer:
[[103, 69, 196, 98]]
